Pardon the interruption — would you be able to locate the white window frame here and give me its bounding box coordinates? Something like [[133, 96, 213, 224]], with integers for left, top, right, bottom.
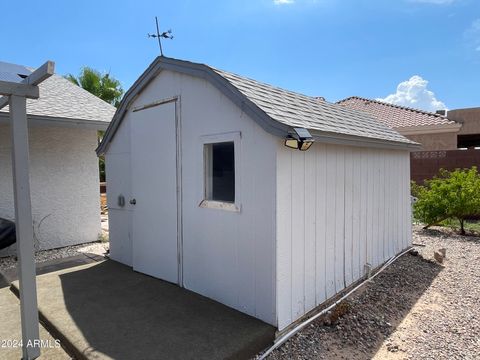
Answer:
[[199, 131, 241, 212]]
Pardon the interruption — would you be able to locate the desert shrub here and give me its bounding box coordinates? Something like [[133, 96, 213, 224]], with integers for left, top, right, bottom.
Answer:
[[412, 167, 480, 235]]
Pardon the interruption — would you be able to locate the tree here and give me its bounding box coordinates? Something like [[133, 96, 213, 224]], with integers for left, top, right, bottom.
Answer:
[[65, 67, 123, 107], [66, 67, 124, 182], [412, 167, 480, 235]]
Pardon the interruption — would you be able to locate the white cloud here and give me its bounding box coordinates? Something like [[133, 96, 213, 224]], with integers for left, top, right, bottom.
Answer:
[[378, 76, 447, 112], [408, 0, 456, 4], [465, 19, 480, 52], [274, 0, 294, 4]]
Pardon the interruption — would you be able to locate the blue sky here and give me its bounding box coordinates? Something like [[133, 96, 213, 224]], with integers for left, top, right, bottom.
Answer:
[[2, 0, 479, 111]]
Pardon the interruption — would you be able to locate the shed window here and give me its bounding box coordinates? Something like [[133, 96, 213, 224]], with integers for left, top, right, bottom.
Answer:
[[205, 142, 235, 202]]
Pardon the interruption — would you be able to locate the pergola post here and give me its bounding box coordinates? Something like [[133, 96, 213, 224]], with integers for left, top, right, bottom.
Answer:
[[9, 94, 41, 359], [0, 60, 54, 360]]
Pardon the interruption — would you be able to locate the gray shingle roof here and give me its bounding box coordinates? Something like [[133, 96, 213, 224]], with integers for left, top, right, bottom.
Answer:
[[214, 69, 415, 145], [0, 61, 115, 123]]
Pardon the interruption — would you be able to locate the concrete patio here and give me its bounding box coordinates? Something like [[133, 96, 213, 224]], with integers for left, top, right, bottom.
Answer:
[[0, 281, 69, 359], [11, 260, 275, 360]]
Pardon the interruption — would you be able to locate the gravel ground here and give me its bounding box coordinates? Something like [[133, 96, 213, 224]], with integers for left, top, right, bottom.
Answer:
[[262, 225, 480, 360], [0, 241, 109, 272]]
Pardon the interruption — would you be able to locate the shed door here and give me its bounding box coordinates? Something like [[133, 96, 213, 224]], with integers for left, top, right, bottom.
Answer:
[[130, 101, 178, 284]]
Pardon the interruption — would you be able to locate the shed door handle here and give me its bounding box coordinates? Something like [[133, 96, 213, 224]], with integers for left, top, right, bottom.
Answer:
[[129, 198, 136, 205]]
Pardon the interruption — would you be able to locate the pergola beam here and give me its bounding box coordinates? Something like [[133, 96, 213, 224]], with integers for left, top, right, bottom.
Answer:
[[0, 80, 39, 98], [0, 60, 54, 110]]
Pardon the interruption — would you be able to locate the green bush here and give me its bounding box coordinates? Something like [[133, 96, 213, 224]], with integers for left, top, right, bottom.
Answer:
[[412, 167, 480, 235]]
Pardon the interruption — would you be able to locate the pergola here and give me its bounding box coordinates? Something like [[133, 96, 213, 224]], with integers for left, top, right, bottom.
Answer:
[[0, 61, 54, 360]]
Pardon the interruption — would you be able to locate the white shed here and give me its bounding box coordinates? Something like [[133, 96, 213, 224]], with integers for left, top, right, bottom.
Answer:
[[98, 57, 418, 331], [0, 61, 115, 255]]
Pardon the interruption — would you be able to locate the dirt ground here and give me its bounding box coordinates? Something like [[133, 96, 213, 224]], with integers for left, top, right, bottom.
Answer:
[[264, 226, 480, 359]]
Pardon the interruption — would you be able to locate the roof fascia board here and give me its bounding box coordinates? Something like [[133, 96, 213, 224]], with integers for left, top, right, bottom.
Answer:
[[310, 129, 421, 151], [397, 123, 462, 135], [0, 113, 109, 130]]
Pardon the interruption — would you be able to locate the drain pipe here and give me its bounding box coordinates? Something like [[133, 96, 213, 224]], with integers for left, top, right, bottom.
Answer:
[[258, 247, 413, 360]]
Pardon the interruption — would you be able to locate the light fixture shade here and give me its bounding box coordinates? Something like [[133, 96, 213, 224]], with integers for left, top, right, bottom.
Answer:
[[285, 138, 299, 149], [299, 141, 313, 151]]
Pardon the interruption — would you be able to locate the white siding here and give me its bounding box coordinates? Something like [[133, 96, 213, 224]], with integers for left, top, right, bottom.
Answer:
[[105, 70, 277, 326], [276, 142, 411, 330], [0, 124, 101, 254]]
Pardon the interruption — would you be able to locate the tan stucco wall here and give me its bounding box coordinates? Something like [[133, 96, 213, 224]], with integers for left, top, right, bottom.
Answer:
[[402, 132, 458, 151], [448, 108, 480, 135]]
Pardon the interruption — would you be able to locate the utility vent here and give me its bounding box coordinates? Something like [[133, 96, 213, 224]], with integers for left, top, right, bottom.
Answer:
[[315, 96, 325, 102]]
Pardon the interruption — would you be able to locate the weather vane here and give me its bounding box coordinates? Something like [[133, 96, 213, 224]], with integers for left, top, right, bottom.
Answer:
[[148, 16, 173, 56]]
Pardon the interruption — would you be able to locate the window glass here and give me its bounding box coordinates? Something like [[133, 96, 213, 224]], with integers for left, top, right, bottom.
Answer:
[[205, 142, 235, 202]]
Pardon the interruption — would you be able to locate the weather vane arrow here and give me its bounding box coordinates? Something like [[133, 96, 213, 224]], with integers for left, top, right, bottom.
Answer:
[[148, 16, 174, 56]]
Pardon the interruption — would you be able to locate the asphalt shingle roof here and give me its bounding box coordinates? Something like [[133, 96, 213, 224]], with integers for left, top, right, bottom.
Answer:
[[213, 69, 415, 145], [337, 96, 457, 129], [0, 61, 115, 123]]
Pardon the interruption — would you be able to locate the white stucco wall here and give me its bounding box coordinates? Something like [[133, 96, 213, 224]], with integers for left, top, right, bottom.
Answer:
[[0, 124, 101, 255], [276, 142, 412, 330], [105, 69, 277, 326]]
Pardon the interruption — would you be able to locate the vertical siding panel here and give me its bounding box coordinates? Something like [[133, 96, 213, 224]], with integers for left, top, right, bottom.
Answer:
[[334, 147, 345, 292], [291, 151, 305, 320], [325, 145, 336, 298], [390, 153, 396, 255], [366, 149, 374, 267], [359, 149, 368, 275], [387, 152, 394, 258], [396, 154, 406, 253], [344, 148, 353, 286], [405, 153, 412, 249], [276, 147, 292, 329], [352, 149, 361, 281], [304, 148, 316, 312], [396, 153, 403, 253], [378, 153, 385, 262], [315, 143, 327, 304], [374, 152, 382, 267]]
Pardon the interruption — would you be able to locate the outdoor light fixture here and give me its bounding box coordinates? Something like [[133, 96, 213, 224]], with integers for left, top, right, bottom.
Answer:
[[284, 127, 315, 151]]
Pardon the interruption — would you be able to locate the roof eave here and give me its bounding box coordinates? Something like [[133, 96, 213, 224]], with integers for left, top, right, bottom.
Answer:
[[396, 123, 462, 135], [309, 129, 421, 151], [0, 112, 110, 130]]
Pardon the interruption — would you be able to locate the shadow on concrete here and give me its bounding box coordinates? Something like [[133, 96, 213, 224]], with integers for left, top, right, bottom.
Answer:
[[52, 260, 274, 360]]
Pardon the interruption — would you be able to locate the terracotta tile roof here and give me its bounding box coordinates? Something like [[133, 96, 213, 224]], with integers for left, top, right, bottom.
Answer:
[[337, 96, 458, 129]]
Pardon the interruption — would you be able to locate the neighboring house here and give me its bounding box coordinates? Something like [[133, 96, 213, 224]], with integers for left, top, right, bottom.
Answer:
[[447, 107, 480, 148], [0, 61, 115, 255], [98, 57, 417, 331], [337, 96, 461, 151]]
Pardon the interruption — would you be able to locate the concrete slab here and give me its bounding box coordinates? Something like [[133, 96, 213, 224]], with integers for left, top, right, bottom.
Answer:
[[12, 260, 275, 360], [2, 253, 102, 284], [0, 287, 71, 360]]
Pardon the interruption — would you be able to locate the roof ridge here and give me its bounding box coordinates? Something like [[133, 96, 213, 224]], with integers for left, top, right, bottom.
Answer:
[[337, 96, 447, 119]]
